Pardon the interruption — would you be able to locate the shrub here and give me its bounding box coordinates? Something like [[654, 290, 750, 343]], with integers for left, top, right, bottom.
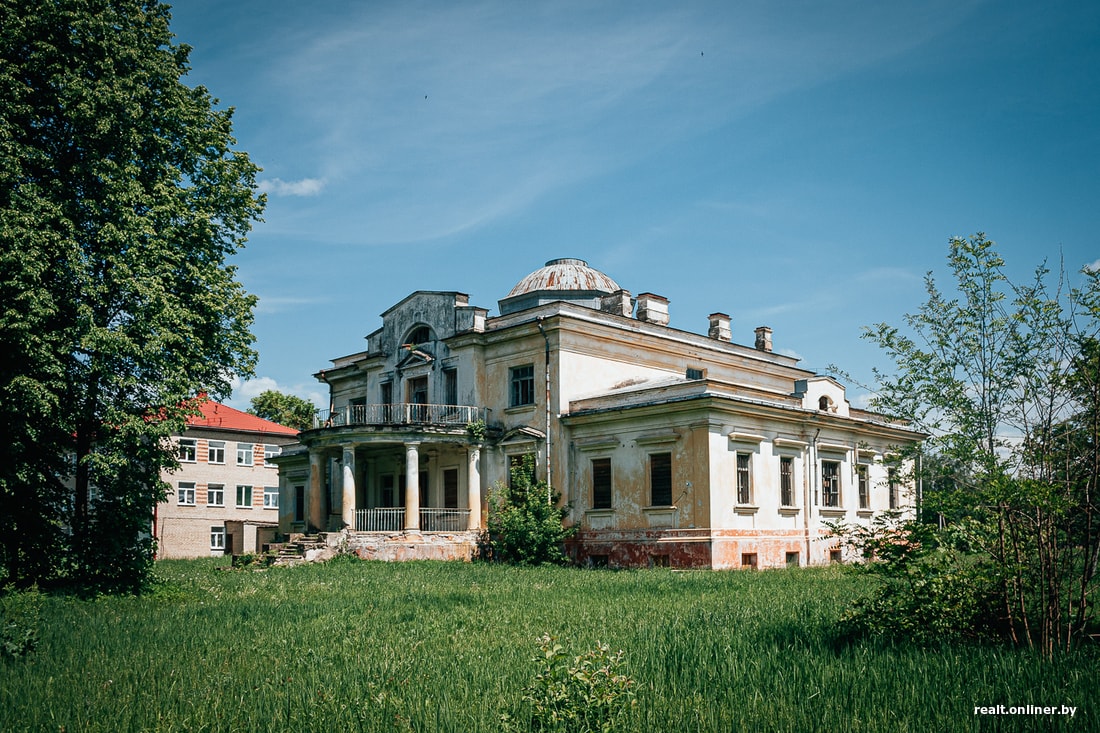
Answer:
[[1, 586, 41, 659], [505, 634, 636, 733], [481, 455, 574, 565]]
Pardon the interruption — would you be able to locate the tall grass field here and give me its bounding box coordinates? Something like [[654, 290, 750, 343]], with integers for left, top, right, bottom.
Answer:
[[1, 558, 1094, 731]]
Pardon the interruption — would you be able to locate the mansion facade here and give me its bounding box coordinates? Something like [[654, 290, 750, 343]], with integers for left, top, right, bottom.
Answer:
[[275, 258, 921, 569]]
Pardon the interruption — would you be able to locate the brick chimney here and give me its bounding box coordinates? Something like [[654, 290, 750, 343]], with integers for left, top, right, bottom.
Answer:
[[600, 289, 634, 317], [635, 293, 669, 325], [708, 313, 731, 341], [754, 326, 773, 352]]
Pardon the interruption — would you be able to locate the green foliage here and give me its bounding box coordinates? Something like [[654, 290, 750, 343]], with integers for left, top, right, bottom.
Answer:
[[0, 0, 262, 593], [482, 455, 575, 565], [466, 419, 487, 443], [0, 586, 40, 659], [2, 559, 1097, 731], [248, 389, 315, 432], [854, 234, 1100, 654], [505, 634, 636, 733]]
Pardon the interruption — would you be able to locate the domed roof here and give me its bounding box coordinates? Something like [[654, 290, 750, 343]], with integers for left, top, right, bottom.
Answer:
[[507, 258, 621, 297]]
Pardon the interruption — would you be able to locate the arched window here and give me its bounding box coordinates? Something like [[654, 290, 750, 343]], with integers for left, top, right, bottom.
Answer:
[[404, 325, 432, 346], [819, 396, 831, 411]]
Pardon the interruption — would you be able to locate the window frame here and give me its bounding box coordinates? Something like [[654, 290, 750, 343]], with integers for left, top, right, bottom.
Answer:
[[857, 464, 870, 509], [210, 526, 226, 551], [649, 452, 673, 507], [780, 456, 795, 507], [206, 484, 224, 507], [735, 452, 752, 505], [822, 460, 841, 508], [178, 438, 197, 463], [236, 443, 254, 467], [509, 364, 536, 407], [591, 457, 612, 510], [177, 482, 196, 506], [264, 444, 281, 467], [236, 484, 253, 508], [207, 440, 226, 464], [888, 468, 899, 509], [263, 486, 279, 509]]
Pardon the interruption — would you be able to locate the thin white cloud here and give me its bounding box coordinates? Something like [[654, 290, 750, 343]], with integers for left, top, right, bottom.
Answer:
[[260, 177, 326, 197], [227, 375, 326, 412], [1084, 259, 1100, 273]]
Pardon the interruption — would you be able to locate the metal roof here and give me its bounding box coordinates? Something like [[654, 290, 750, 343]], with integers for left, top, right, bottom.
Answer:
[[506, 258, 621, 297]]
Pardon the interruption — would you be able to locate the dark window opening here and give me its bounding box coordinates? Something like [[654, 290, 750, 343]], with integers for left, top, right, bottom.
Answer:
[[510, 365, 535, 407], [780, 456, 794, 506], [444, 468, 459, 509], [592, 458, 612, 509], [822, 460, 841, 507], [650, 452, 672, 506], [736, 453, 752, 504], [741, 553, 758, 569]]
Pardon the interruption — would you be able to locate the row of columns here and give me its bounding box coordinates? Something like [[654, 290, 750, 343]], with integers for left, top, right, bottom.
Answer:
[[307, 443, 482, 532]]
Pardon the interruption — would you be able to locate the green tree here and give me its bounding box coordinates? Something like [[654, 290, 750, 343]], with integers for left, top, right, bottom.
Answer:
[[837, 234, 1100, 654], [482, 455, 575, 566], [0, 0, 263, 592], [248, 389, 315, 432]]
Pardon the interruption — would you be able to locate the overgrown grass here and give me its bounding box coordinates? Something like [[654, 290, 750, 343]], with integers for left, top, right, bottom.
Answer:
[[0, 558, 1094, 731]]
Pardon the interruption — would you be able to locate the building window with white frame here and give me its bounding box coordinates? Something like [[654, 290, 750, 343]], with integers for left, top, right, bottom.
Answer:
[[177, 482, 196, 506], [822, 461, 841, 508], [207, 484, 224, 507], [208, 440, 225, 464], [178, 438, 197, 463], [236, 443, 254, 466], [780, 456, 795, 506], [210, 526, 226, 552], [263, 486, 278, 509], [264, 444, 281, 467], [236, 485, 253, 508], [509, 364, 535, 407], [736, 453, 752, 504], [857, 464, 870, 509]]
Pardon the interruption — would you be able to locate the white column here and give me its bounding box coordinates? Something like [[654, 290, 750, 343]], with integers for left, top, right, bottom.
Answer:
[[405, 442, 420, 531], [308, 451, 324, 532], [467, 447, 481, 530], [342, 447, 356, 530]]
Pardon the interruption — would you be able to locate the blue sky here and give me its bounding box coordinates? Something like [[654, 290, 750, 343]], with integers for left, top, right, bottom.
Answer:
[[167, 0, 1100, 410]]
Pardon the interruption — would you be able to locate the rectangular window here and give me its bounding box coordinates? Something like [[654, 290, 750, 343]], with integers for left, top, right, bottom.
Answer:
[[206, 484, 224, 507], [208, 440, 225, 464], [857, 465, 870, 509], [210, 526, 226, 551], [264, 444, 281, 467], [236, 485, 253, 508], [177, 482, 196, 506], [236, 443, 254, 466], [444, 368, 458, 406], [780, 456, 794, 506], [510, 364, 535, 407], [178, 438, 197, 463], [822, 461, 841, 508], [592, 458, 612, 509], [786, 551, 800, 568], [443, 468, 459, 509], [741, 553, 758, 569], [736, 453, 752, 504], [686, 367, 704, 380], [649, 452, 672, 506], [263, 486, 279, 509], [830, 549, 843, 564], [889, 468, 899, 509]]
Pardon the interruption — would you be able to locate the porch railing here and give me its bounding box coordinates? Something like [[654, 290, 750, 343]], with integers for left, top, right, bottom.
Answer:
[[315, 403, 486, 429], [355, 508, 471, 533]]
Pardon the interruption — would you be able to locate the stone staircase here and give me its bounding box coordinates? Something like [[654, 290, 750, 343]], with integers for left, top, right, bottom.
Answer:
[[268, 533, 330, 566]]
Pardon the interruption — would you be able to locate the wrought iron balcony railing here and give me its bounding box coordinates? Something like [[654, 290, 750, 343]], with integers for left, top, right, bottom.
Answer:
[[313, 403, 486, 429]]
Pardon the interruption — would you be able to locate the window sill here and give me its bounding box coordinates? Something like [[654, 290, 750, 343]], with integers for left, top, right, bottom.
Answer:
[[504, 404, 536, 415], [734, 504, 759, 515], [819, 507, 847, 517], [778, 506, 801, 516], [856, 509, 873, 517], [643, 505, 676, 513], [586, 508, 614, 516]]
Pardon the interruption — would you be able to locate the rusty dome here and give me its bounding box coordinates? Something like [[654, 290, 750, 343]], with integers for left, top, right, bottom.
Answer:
[[506, 258, 621, 298]]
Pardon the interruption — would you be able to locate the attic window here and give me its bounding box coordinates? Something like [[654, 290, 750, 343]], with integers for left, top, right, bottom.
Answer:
[[405, 325, 431, 346], [819, 396, 832, 411], [686, 367, 704, 380]]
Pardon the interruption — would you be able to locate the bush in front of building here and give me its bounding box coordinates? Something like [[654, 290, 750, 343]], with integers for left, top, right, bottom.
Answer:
[[481, 456, 575, 566]]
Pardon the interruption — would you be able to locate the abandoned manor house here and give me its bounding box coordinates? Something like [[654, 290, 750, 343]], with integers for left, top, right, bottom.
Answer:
[[274, 258, 921, 569]]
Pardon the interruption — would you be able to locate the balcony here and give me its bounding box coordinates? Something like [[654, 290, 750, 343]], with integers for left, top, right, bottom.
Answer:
[[355, 508, 471, 533], [313, 403, 487, 430]]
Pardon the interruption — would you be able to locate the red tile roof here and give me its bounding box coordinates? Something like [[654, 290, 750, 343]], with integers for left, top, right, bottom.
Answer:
[[185, 400, 299, 436]]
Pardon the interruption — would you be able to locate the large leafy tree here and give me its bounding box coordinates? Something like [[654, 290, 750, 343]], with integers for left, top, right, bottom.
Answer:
[[248, 389, 315, 432], [0, 0, 263, 592], [838, 235, 1100, 654]]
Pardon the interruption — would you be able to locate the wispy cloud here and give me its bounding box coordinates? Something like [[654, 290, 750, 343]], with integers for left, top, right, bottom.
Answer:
[[227, 375, 325, 411], [260, 177, 326, 197], [1085, 259, 1100, 273]]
